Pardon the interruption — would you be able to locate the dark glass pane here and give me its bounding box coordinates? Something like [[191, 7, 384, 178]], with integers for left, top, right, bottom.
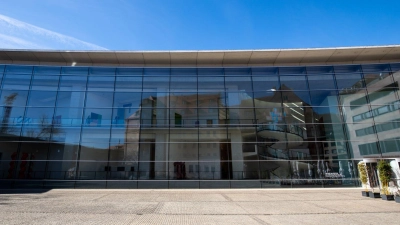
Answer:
[[363, 72, 393, 87], [116, 67, 142, 75], [61, 67, 88, 75], [53, 108, 83, 127], [142, 76, 169, 90], [226, 92, 254, 108], [225, 77, 252, 92], [33, 66, 61, 75], [85, 92, 114, 108], [253, 91, 282, 106], [31, 75, 59, 90], [307, 75, 336, 90], [27, 91, 57, 107], [362, 64, 391, 73], [143, 68, 170, 76], [5, 65, 33, 74], [0, 90, 29, 107], [83, 108, 113, 126], [281, 91, 311, 106], [171, 68, 197, 76], [306, 66, 334, 74], [115, 76, 142, 92], [87, 76, 115, 91], [252, 76, 279, 91], [170, 76, 197, 91], [141, 92, 168, 108], [280, 76, 308, 90], [198, 68, 224, 76], [59, 76, 87, 91], [197, 92, 226, 108], [251, 67, 278, 75], [309, 90, 339, 106], [224, 68, 251, 76], [89, 67, 115, 75], [335, 74, 364, 90], [334, 65, 362, 73], [279, 67, 306, 75], [81, 127, 110, 143], [2, 74, 31, 90], [56, 91, 85, 108], [198, 76, 224, 91]]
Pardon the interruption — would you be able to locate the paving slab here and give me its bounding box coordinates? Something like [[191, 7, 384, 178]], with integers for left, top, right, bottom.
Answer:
[[1, 188, 399, 224]]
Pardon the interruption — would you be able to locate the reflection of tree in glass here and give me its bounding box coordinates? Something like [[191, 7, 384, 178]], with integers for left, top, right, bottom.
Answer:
[[25, 115, 62, 140], [1, 93, 18, 133]]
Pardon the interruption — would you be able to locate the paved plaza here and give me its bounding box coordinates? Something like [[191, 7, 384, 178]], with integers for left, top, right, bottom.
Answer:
[[1, 188, 399, 224]]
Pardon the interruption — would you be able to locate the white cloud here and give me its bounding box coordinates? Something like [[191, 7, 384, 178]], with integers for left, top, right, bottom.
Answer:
[[0, 14, 107, 50]]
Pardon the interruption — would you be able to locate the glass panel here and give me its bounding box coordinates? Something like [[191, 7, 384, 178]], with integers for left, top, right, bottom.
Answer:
[[251, 67, 278, 75], [143, 68, 170, 76], [170, 77, 197, 91], [306, 66, 334, 74], [89, 67, 115, 75], [309, 90, 339, 106], [61, 67, 88, 75], [225, 76, 252, 92], [53, 107, 83, 127], [307, 75, 336, 90], [33, 66, 61, 75], [227, 108, 255, 126], [335, 73, 364, 89], [197, 92, 225, 108], [59, 76, 87, 91], [226, 92, 254, 108], [142, 76, 169, 91], [116, 68, 142, 75], [198, 77, 224, 92], [334, 65, 362, 73], [141, 92, 168, 108], [5, 65, 33, 74], [115, 76, 142, 92], [83, 108, 113, 126], [279, 67, 306, 75], [27, 91, 57, 107], [197, 68, 224, 76], [56, 91, 86, 108], [0, 90, 29, 107], [252, 76, 279, 92], [31, 75, 59, 90], [85, 92, 114, 108], [87, 76, 114, 91], [279, 76, 308, 90], [2, 74, 31, 90], [281, 91, 311, 106], [171, 68, 197, 76], [81, 127, 110, 143]]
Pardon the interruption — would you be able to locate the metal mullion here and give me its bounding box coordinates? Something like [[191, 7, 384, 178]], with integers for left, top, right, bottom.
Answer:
[[137, 67, 144, 182], [44, 66, 62, 180], [105, 67, 117, 185], [249, 68, 261, 183], [360, 65, 383, 158], [11, 66, 34, 181], [74, 67, 89, 183], [332, 66, 354, 162]]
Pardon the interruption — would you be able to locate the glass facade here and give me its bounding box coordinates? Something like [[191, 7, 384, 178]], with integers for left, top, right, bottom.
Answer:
[[1, 63, 400, 189]]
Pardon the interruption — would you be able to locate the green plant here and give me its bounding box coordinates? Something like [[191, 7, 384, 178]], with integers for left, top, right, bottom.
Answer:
[[358, 162, 369, 191], [377, 160, 392, 195]]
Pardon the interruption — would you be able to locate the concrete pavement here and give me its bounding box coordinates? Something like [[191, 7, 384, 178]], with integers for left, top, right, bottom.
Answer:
[[1, 188, 399, 224]]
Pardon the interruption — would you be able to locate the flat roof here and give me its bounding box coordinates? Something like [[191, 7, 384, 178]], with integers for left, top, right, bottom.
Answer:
[[0, 45, 399, 67]]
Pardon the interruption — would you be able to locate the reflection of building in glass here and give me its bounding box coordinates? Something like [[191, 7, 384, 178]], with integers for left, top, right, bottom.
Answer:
[[0, 46, 400, 189]]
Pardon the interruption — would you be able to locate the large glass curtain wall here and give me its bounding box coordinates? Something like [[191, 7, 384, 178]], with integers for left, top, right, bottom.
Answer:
[[0, 63, 400, 188]]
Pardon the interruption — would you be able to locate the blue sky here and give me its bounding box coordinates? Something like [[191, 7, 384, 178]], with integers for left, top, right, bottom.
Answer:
[[0, 0, 399, 50]]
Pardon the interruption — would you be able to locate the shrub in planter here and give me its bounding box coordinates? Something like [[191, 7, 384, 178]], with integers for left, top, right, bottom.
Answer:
[[377, 160, 394, 201], [357, 162, 369, 197]]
